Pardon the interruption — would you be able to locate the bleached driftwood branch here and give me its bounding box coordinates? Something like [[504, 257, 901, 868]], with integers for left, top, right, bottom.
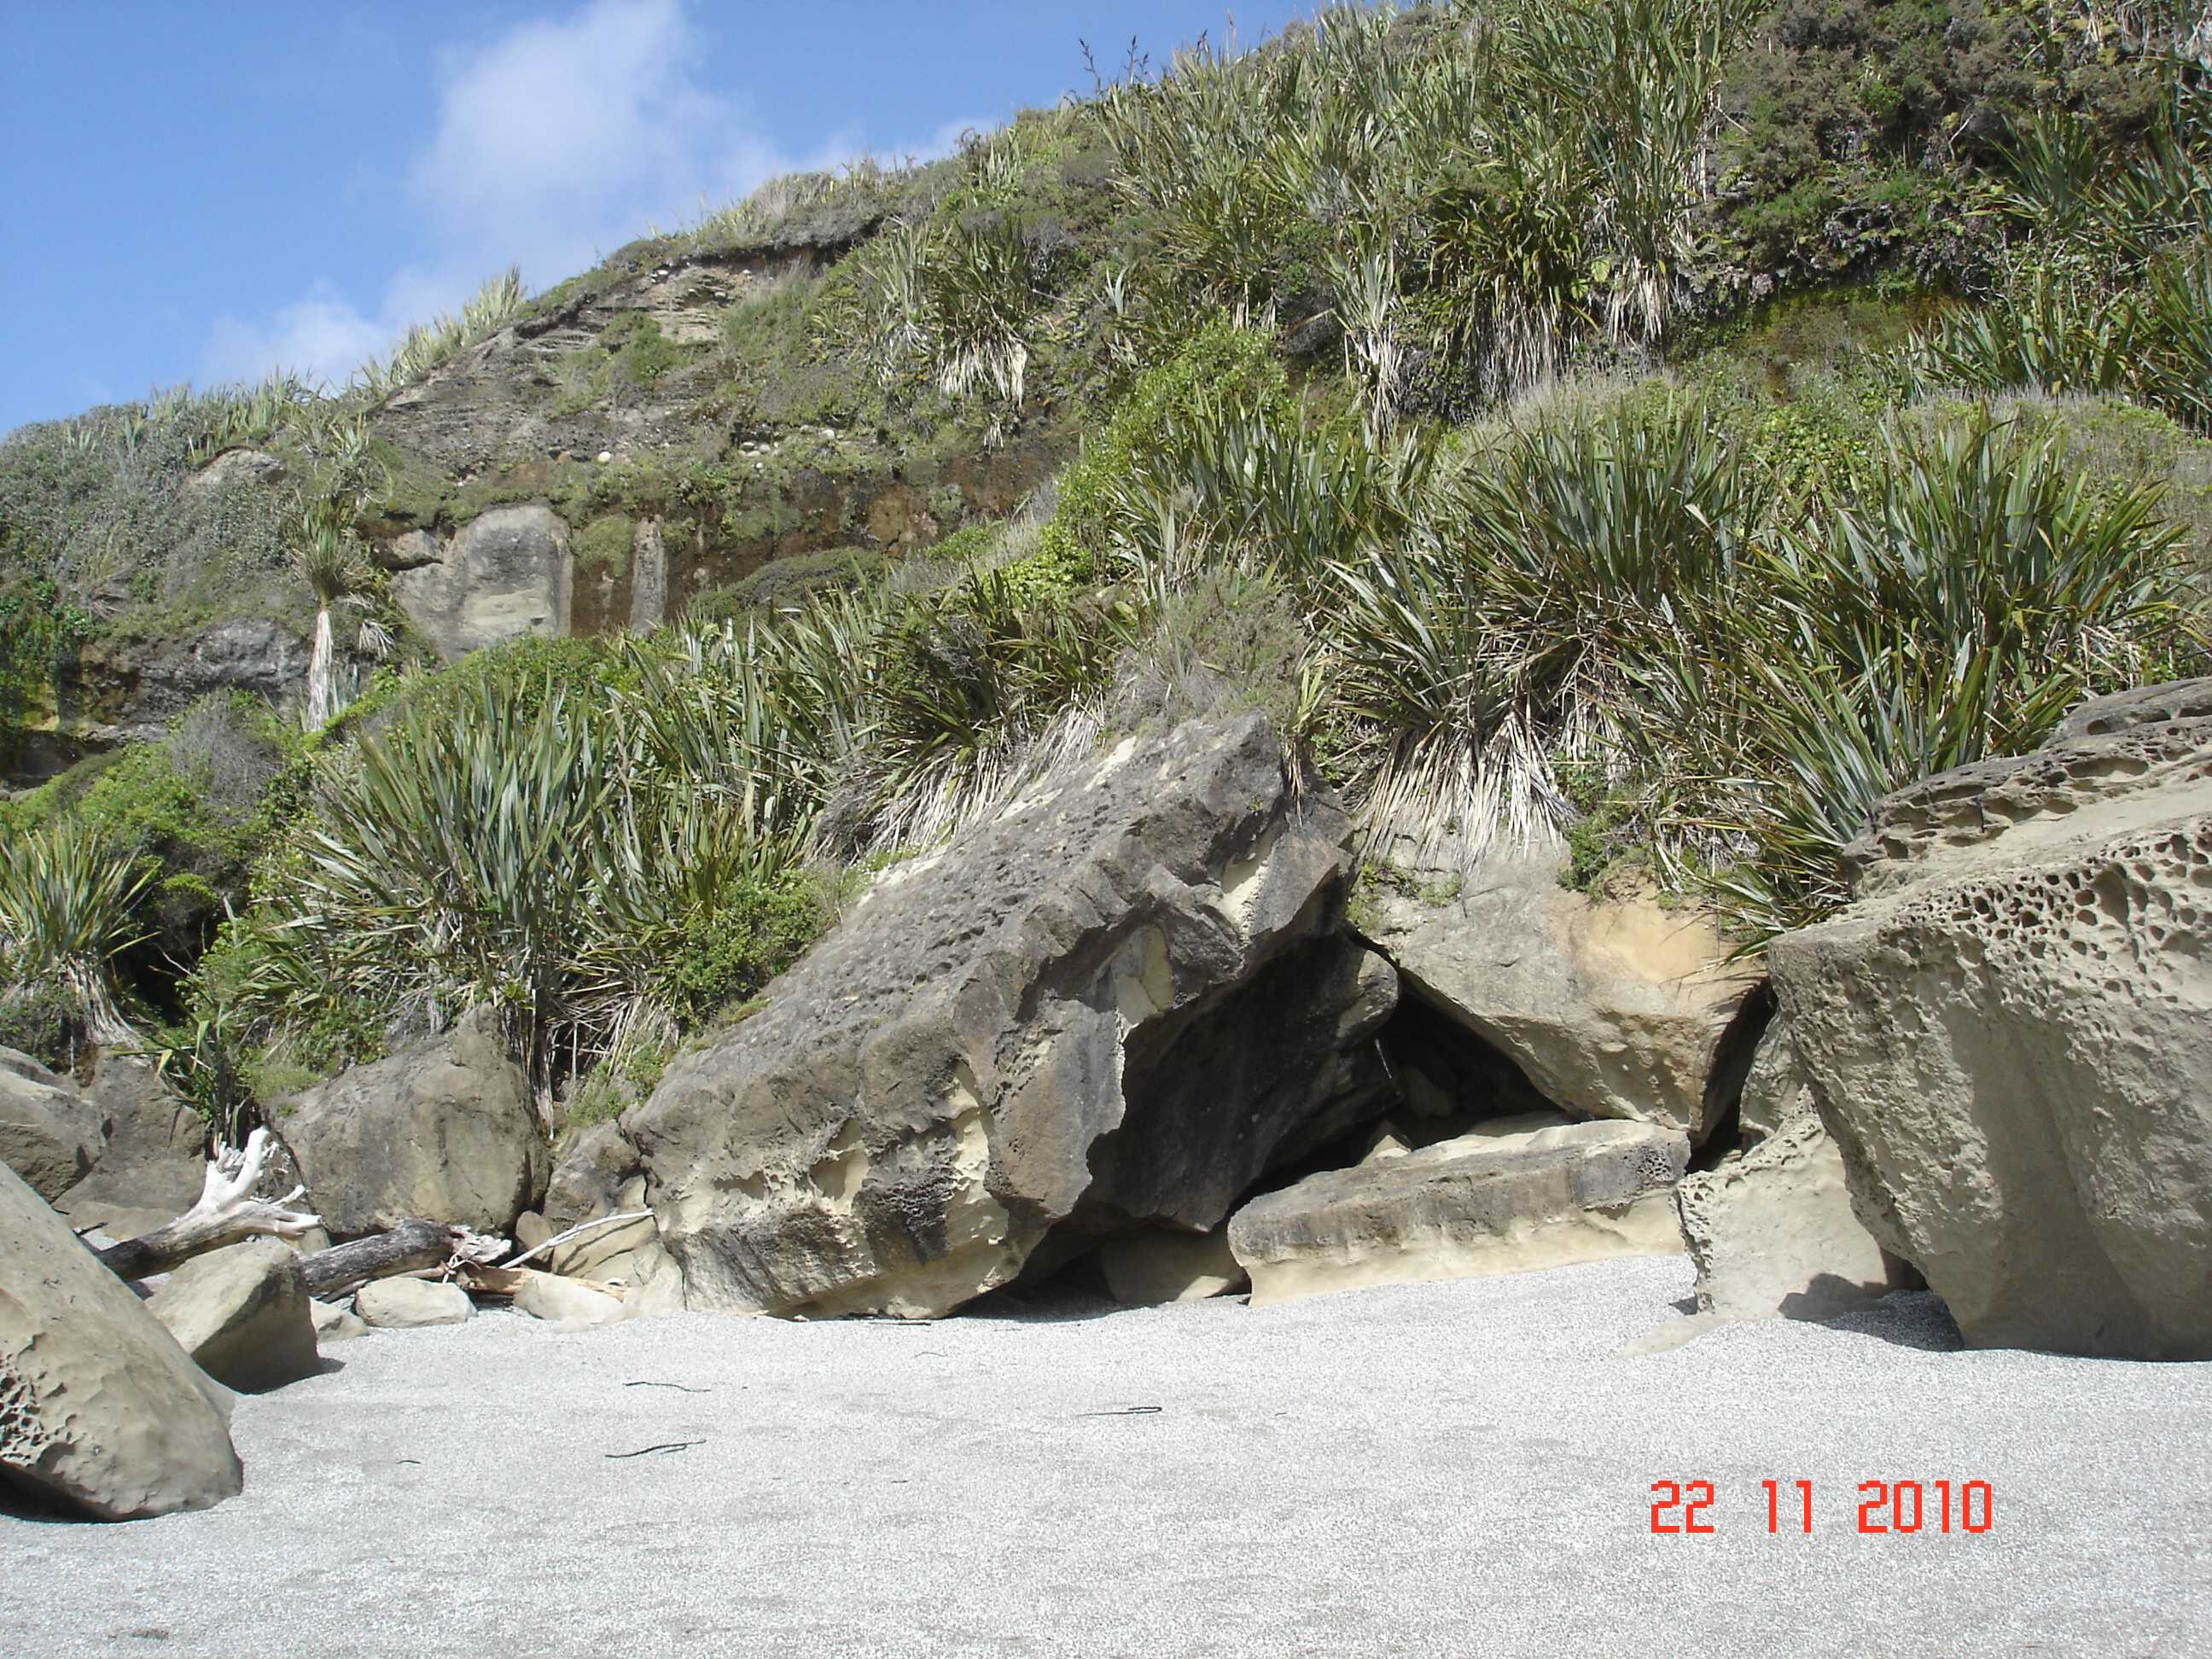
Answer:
[[94, 1128, 321, 1281], [498, 1210, 653, 1273]]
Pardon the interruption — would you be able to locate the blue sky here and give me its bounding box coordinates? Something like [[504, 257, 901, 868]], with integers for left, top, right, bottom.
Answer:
[[0, 0, 1313, 437]]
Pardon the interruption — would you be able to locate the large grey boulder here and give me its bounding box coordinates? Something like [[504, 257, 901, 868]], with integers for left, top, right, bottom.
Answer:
[[276, 1008, 546, 1240], [628, 715, 1387, 1318], [1228, 1115, 1691, 1307], [0, 1049, 102, 1201], [1770, 678, 2212, 1357], [1359, 853, 1757, 1143], [0, 1161, 242, 1520], [392, 504, 573, 661], [145, 1239, 320, 1394], [55, 1052, 207, 1235]]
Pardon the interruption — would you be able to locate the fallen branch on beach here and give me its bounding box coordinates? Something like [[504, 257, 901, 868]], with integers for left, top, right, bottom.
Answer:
[[93, 1129, 321, 1279]]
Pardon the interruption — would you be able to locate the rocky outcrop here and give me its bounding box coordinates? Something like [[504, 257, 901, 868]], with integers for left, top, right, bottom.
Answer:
[[0, 1048, 102, 1201], [1674, 1114, 1900, 1321], [1227, 1115, 1690, 1307], [355, 1278, 473, 1329], [392, 505, 573, 661], [67, 616, 307, 745], [144, 1239, 319, 1394], [627, 715, 1385, 1318], [55, 1053, 207, 1235], [0, 1161, 242, 1520], [276, 1008, 546, 1240], [1771, 678, 2212, 1357], [1359, 853, 1758, 1142]]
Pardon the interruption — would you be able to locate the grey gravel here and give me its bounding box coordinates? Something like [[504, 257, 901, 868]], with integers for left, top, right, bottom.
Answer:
[[5, 1256, 2209, 1656]]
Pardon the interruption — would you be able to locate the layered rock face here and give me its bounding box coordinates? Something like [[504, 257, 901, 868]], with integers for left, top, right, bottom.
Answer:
[[628, 715, 1386, 1318], [1771, 678, 2212, 1357], [1359, 854, 1758, 1142], [1228, 1115, 1690, 1307], [276, 1007, 546, 1239], [0, 1048, 102, 1201], [0, 1162, 242, 1520]]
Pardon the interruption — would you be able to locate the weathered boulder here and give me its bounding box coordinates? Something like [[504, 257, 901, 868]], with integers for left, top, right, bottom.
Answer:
[[0, 1161, 242, 1520], [309, 1299, 370, 1342], [1228, 1115, 1690, 1307], [55, 1052, 206, 1234], [0, 1049, 102, 1201], [1771, 678, 2212, 1357], [1674, 1115, 1900, 1321], [1094, 1227, 1248, 1306], [628, 715, 1385, 1318], [355, 1278, 474, 1329], [276, 1008, 545, 1240], [144, 1239, 319, 1393], [392, 504, 573, 661], [513, 1272, 626, 1328], [1359, 853, 1758, 1142]]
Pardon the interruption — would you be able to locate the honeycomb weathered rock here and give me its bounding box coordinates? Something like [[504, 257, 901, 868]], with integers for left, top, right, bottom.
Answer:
[[1773, 678, 2212, 1358]]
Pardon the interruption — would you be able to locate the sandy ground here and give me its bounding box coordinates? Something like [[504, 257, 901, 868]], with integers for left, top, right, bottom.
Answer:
[[4, 1255, 2209, 1658]]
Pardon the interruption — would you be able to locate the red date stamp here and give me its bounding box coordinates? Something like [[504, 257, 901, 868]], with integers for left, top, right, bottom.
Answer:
[[1649, 1479, 1993, 1534]]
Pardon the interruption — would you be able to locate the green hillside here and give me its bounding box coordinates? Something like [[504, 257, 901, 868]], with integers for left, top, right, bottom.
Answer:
[[3, 0, 2209, 1130]]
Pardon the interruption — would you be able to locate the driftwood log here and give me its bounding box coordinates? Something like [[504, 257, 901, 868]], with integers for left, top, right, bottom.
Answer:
[[298, 1219, 460, 1299], [92, 1128, 321, 1280]]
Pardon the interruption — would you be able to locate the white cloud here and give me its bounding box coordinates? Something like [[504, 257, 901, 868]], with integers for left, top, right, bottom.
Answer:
[[200, 0, 958, 393], [201, 279, 396, 390]]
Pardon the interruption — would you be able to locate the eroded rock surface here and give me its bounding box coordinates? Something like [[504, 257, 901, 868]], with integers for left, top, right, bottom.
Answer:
[[392, 504, 573, 661], [277, 1008, 546, 1240], [1772, 678, 2212, 1357], [1674, 1114, 1899, 1322], [1359, 853, 1757, 1142], [628, 715, 1380, 1318], [0, 1162, 242, 1520], [1227, 1116, 1690, 1307]]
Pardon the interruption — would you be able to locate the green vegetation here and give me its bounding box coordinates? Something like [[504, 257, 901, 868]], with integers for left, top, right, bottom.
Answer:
[[4, 0, 2207, 1132]]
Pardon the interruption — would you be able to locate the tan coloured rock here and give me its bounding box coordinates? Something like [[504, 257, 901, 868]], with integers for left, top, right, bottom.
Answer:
[[53, 1052, 206, 1231], [309, 1299, 370, 1342], [1228, 1117, 1689, 1307], [1771, 678, 2212, 1357], [0, 1161, 242, 1520], [391, 504, 573, 661], [1674, 1115, 1899, 1321], [513, 1272, 626, 1328], [1360, 853, 1757, 1142], [145, 1239, 320, 1393], [1095, 1228, 1247, 1306], [356, 1278, 474, 1329]]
